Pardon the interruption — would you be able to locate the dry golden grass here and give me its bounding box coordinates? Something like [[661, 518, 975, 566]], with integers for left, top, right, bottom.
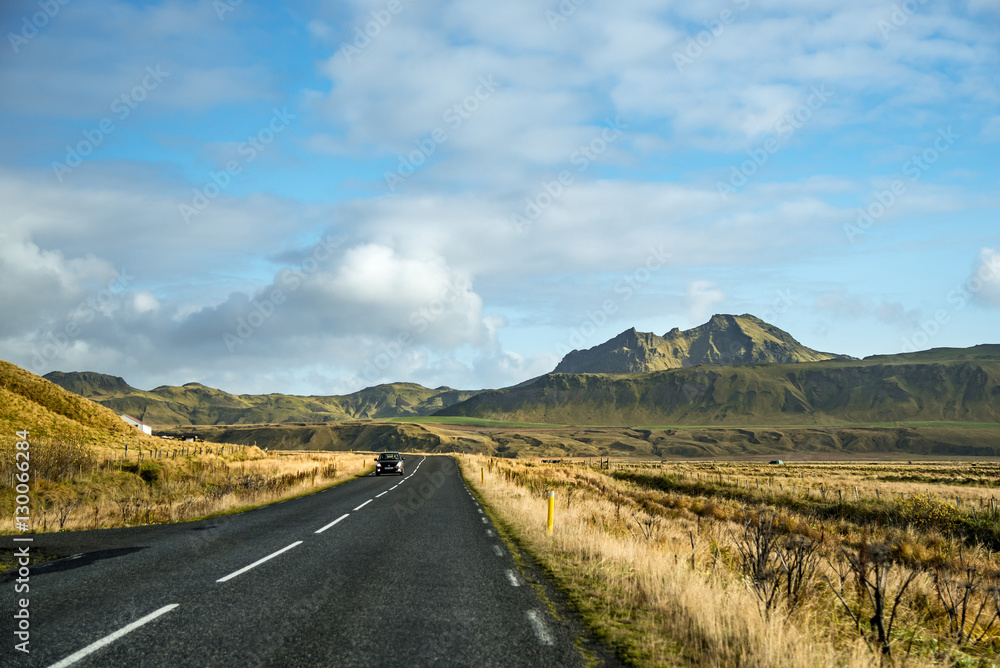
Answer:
[[1, 440, 371, 534], [460, 455, 1000, 667]]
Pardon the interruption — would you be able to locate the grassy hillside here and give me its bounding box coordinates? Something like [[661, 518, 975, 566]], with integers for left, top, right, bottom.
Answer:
[[0, 360, 155, 448], [44, 372, 480, 427], [554, 314, 848, 374], [439, 350, 1000, 426]]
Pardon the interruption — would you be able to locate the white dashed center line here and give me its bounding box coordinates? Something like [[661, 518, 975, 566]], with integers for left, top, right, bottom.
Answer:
[[315, 513, 349, 534], [527, 610, 555, 646], [217, 541, 303, 583], [353, 499, 373, 511], [375, 491, 388, 498], [47, 604, 180, 668]]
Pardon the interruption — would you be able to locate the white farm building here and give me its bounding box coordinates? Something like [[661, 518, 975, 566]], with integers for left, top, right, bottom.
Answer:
[[120, 414, 152, 436]]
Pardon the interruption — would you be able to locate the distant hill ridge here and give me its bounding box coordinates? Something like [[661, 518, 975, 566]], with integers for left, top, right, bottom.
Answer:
[[554, 314, 850, 374], [43, 372, 480, 427], [437, 346, 1000, 426]]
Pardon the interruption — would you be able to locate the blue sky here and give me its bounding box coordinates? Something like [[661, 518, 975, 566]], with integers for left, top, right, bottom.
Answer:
[[0, 0, 997, 395]]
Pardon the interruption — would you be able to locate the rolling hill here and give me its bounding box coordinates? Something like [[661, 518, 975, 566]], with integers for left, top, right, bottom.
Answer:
[[438, 345, 1000, 426], [0, 360, 157, 448], [553, 314, 851, 374], [43, 371, 480, 427]]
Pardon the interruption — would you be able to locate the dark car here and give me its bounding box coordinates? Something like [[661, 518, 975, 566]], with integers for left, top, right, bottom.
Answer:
[[375, 451, 405, 476]]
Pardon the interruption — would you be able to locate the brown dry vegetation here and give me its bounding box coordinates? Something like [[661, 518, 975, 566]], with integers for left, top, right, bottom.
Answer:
[[1, 438, 371, 534], [460, 455, 1000, 667]]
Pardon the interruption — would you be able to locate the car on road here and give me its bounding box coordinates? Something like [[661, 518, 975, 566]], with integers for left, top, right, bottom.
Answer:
[[375, 451, 405, 476]]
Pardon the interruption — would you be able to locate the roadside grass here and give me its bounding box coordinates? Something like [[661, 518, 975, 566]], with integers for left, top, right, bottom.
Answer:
[[1, 439, 371, 535], [460, 455, 1000, 667]]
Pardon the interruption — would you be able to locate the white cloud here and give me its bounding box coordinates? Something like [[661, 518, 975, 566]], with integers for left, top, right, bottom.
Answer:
[[969, 248, 1000, 307], [685, 281, 727, 323]]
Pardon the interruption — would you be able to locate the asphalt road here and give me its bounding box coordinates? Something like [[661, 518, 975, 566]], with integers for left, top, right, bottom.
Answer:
[[3, 455, 614, 667]]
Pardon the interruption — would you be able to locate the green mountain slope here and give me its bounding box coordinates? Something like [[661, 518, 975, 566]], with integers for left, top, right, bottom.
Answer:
[[554, 314, 850, 374], [43, 372, 480, 427], [438, 348, 1000, 426]]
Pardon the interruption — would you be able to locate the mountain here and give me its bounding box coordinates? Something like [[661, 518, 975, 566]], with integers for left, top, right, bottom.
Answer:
[[553, 314, 849, 374], [437, 346, 1000, 426], [0, 360, 153, 447], [43, 372, 480, 427]]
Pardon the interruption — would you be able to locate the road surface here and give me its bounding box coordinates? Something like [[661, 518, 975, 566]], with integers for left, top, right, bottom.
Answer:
[[4, 455, 617, 667]]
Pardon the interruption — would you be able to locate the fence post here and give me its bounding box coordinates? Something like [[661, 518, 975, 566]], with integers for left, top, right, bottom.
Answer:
[[547, 492, 555, 534]]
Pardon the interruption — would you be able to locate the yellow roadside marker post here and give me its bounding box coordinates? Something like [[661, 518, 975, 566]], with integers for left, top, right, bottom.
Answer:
[[482, 467, 485, 483], [547, 491, 555, 534]]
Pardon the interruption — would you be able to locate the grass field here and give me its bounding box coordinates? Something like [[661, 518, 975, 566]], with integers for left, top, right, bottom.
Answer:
[[0, 438, 371, 536], [461, 455, 1000, 667]]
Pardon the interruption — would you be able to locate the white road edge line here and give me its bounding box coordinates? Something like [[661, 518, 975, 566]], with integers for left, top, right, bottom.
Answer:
[[217, 541, 303, 583], [527, 610, 555, 646], [506, 569, 520, 587], [481, 517, 488, 523], [315, 513, 350, 534], [493, 544, 504, 557], [353, 499, 373, 511], [47, 604, 179, 668]]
